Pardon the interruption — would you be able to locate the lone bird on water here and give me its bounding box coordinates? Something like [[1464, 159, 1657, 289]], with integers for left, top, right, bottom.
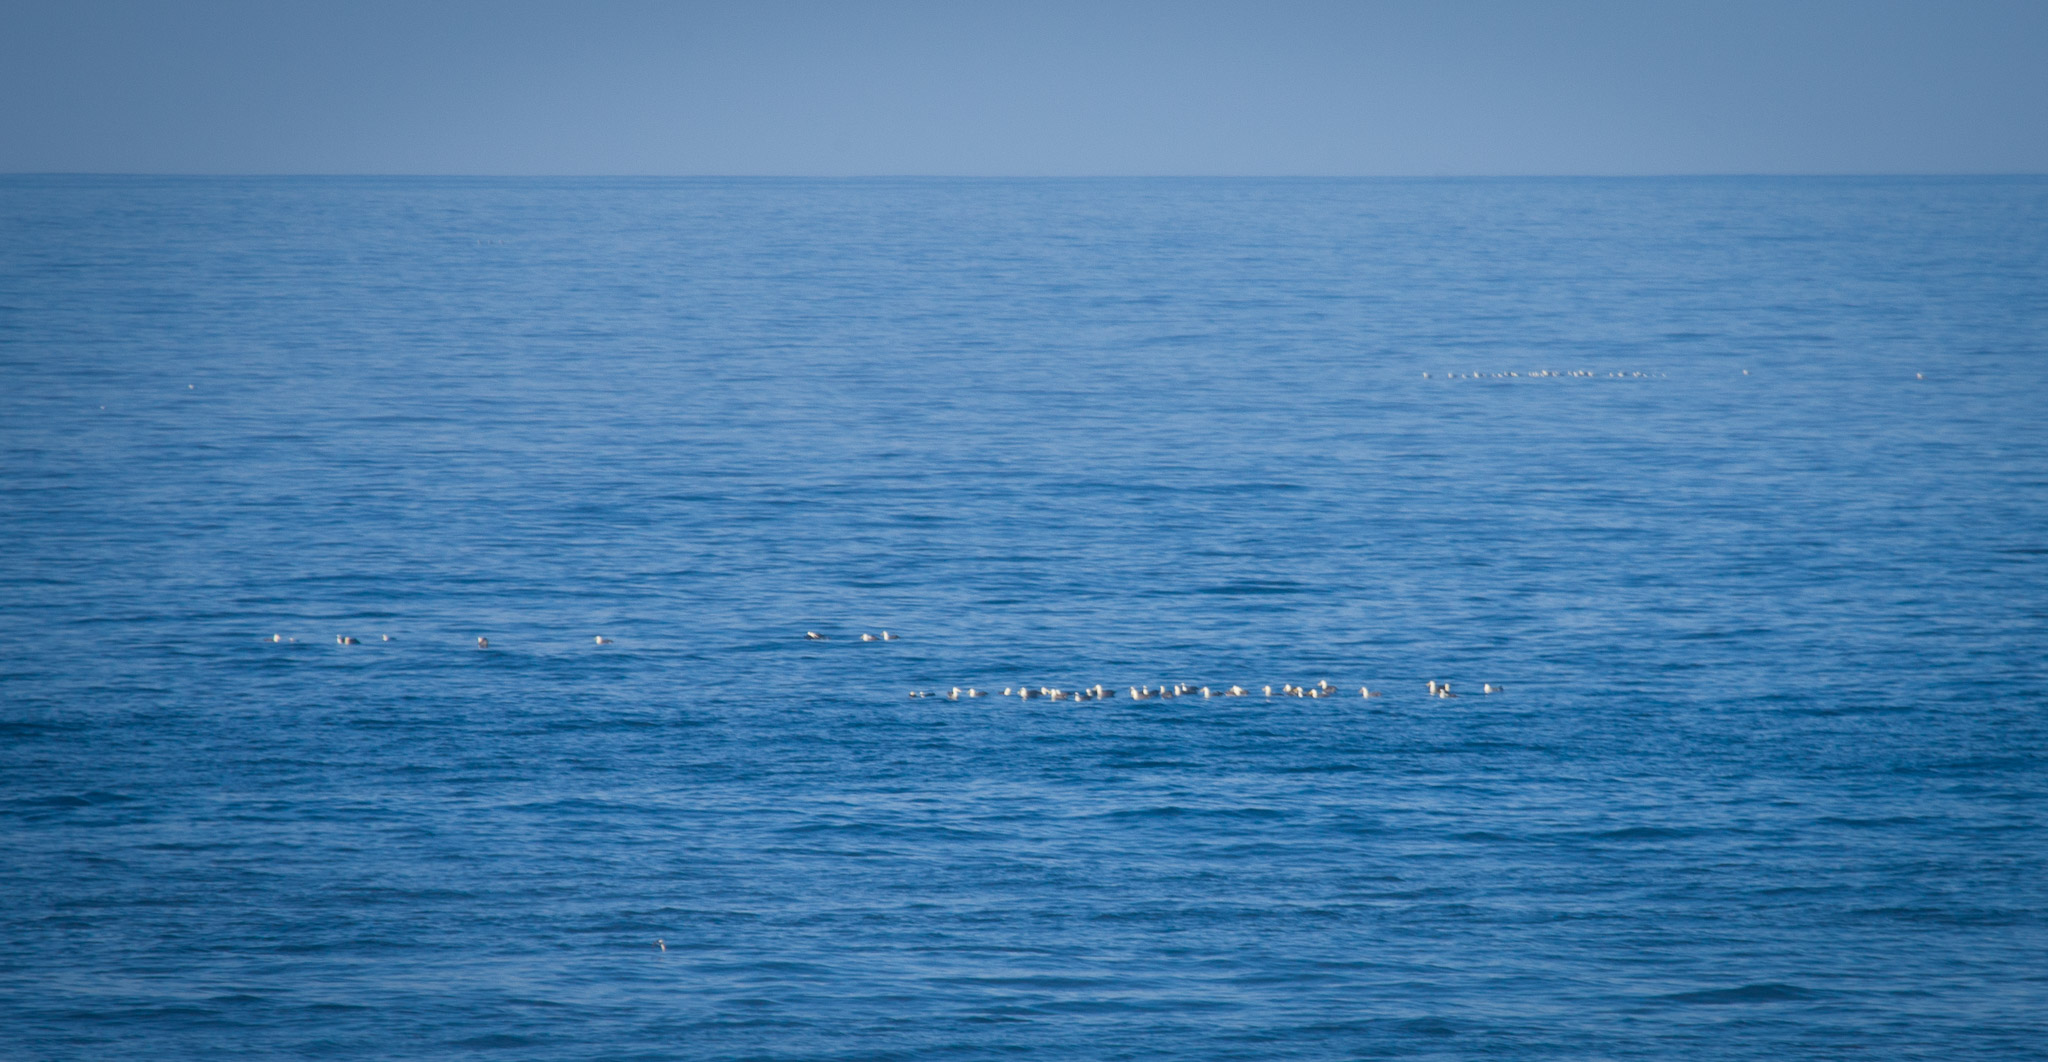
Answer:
[[806, 631, 826, 641], [476, 637, 489, 649], [594, 636, 612, 645]]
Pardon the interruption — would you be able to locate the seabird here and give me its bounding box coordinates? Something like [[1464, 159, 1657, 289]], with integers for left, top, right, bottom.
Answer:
[[270, 634, 282, 643], [880, 631, 897, 640], [337, 635, 357, 645], [477, 637, 489, 649], [656, 939, 665, 952], [1483, 683, 1502, 693], [805, 631, 826, 640], [594, 636, 612, 645], [861, 633, 875, 642]]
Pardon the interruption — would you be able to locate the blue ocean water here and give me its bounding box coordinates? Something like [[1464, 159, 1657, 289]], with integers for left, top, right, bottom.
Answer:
[[2, 176, 2045, 1059]]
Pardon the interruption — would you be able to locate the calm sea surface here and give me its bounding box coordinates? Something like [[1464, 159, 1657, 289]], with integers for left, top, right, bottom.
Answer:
[[2, 177, 2045, 1059]]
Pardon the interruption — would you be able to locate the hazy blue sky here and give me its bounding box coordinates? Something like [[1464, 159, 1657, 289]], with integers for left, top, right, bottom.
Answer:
[[3, 0, 2044, 175]]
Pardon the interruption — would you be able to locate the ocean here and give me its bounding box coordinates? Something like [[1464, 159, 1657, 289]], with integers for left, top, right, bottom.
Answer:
[[2, 176, 2044, 1059]]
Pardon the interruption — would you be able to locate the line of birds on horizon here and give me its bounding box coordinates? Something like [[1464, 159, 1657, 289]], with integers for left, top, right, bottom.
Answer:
[[273, 634, 614, 648], [909, 679, 1503, 701], [272, 629, 899, 648], [1423, 369, 1668, 379], [274, 632, 1507, 699]]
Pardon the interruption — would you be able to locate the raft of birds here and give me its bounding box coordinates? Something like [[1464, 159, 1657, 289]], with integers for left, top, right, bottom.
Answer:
[[272, 634, 612, 649], [1423, 369, 1668, 379], [908, 679, 1502, 700], [274, 630, 1506, 699]]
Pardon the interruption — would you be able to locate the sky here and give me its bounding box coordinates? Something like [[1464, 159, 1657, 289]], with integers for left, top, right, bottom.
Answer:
[[1, 0, 2044, 176]]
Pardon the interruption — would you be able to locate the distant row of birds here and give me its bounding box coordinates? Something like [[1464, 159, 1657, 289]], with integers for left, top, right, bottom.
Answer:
[[279, 630, 888, 647], [277, 634, 1505, 701], [1423, 370, 1667, 379], [908, 679, 1502, 701], [273, 634, 612, 648]]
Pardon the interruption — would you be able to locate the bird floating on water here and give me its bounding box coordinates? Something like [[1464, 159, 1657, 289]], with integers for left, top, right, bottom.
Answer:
[[880, 631, 897, 640], [594, 636, 612, 645], [336, 635, 357, 645], [655, 939, 665, 952], [476, 637, 489, 649], [861, 633, 875, 641], [805, 631, 826, 640]]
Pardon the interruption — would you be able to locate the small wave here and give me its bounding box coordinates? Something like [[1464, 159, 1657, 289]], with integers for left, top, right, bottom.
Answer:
[[1662, 982, 1816, 1005], [1592, 826, 1696, 840], [448, 1033, 542, 1049]]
